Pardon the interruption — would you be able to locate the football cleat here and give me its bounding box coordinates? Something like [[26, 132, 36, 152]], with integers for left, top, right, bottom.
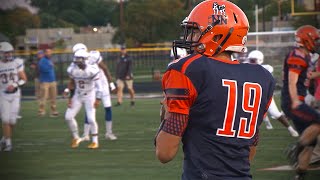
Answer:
[[80, 135, 90, 142], [71, 138, 81, 148], [87, 142, 99, 149], [3, 145, 12, 152], [50, 112, 59, 118], [293, 172, 306, 180], [264, 118, 273, 130], [105, 133, 117, 140], [0, 141, 5, 151], [265, 123, 273, 130], [288, 127, 299, 137]]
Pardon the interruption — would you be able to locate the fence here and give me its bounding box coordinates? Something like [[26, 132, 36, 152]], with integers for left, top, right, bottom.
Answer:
[[16, 31, 299, 95], [17, 47, 172, 95]]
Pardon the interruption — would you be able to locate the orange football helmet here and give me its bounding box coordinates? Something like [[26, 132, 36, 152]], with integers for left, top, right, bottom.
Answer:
[[173, 0, 249, 58], [295, 25, 320, 54]]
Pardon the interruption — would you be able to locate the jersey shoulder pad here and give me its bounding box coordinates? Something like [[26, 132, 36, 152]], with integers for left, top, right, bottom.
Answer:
[[67, 63, 76, 74], [86, 64, 100, 78], [14, 58, 25, 70], [167, 54, 198, 72], [88, 50, 101, 64], [293, 48, 307, 59]]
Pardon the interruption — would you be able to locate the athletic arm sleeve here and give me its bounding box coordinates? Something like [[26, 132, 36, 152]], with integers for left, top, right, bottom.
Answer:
[[160, 69, 198, 137]]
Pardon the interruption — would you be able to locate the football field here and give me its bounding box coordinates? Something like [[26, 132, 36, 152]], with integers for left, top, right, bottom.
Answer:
[[0, 95, 320, 180]]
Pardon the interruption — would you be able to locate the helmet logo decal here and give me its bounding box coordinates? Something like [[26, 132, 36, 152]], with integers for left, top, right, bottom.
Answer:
[[210, 2, 227, 25], [242, 36, 247, 45], [213, 2, 226, 15]]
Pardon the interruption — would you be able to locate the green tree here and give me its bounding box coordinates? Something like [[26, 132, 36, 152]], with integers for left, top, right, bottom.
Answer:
[[114, 0, 187, 46], [59, 9, 88, 26], [0, 8, 40, 42]]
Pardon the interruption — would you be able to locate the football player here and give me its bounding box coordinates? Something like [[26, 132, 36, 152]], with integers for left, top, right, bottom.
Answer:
[[0, 42, 27, 151], [66, 43, 117, 141], [281, 25, 320, 180], [65, 49, 102, 149], [170, 47, 187, 60], [246, 50, 299, 137], [155, 1, 275, 179]]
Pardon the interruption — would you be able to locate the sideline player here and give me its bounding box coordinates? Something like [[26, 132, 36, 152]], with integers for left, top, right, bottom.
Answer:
[[246, 50, 299, 137], [0, 42, 27, 151], [281, 25, 320, 180], [155, 1, 275, 179], [65, 49, 102, 149]]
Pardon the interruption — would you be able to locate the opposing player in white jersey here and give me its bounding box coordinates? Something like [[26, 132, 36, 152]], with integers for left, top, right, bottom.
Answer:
[[0, 42, 27, 151], [247, 50, 299, 137], [170, 47, 187, 60], [71, 43, 117, 141], [65, 49, 102, 149]]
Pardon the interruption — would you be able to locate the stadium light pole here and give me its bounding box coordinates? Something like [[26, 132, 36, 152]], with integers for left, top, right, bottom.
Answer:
[[255, 4, 259, 50], [119, 0, 125, 44]]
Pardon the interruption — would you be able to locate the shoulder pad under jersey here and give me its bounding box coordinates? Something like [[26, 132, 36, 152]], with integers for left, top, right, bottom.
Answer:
[[88, 50, 102, 64], [262, 64, 274, 74]]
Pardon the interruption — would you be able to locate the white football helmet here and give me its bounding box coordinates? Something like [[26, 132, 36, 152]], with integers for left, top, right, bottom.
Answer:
[[247, 50, 264, 65], [72, 43, 87, 53], [0, 42, 14, 61], [73, 49, 89, 69]]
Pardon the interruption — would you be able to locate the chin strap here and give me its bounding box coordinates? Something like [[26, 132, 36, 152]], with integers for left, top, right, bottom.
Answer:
[[213, 27, 234, 56]]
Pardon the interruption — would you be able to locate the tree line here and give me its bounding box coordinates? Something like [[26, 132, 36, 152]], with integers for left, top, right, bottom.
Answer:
[[0, 0, 317, 47]]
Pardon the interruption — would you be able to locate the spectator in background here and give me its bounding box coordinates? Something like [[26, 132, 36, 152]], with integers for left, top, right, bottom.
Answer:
[[115, 46, 135, 107], [29, 50, 44, 102], [38, 48, 59, 117]]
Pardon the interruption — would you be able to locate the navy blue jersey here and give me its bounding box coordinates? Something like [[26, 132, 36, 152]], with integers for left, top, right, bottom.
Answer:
[[162, 54, 275, 179], [281, 47, 311, 105]]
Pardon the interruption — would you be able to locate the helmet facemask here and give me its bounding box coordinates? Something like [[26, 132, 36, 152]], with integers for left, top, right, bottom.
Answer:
[[172, 19, 221, 59], [311, 37, 320, 54], [73, 57, 86, 69], [2, 51, 14, 61]]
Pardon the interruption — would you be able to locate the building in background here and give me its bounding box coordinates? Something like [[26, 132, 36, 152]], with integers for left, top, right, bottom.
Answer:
[[16, 23, 117, 51]]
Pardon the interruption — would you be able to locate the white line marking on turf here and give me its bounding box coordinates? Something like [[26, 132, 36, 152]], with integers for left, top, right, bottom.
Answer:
[[8, 148, 154, 153], [259, 165, 320, 171]]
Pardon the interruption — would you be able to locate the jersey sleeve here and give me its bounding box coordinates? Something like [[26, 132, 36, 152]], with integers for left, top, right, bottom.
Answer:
[[287, 54, 308, 74], [15, 58, 25, 71], [162, 69, 198, 115]]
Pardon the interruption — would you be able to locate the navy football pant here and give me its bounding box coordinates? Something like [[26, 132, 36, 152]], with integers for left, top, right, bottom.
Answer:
[[281, 102, 320, 134]]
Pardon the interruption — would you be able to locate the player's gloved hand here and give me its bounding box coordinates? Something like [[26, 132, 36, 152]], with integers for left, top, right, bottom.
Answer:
[[67, 98, 72, 108], [63, 88, 70, 98], [5, 84, 17, 93], [94, 99, 100, 108], [109, 82, 117, 93]]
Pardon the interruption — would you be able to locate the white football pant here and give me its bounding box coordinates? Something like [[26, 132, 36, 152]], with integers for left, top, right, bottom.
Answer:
[[0, 94, 20, 125]]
